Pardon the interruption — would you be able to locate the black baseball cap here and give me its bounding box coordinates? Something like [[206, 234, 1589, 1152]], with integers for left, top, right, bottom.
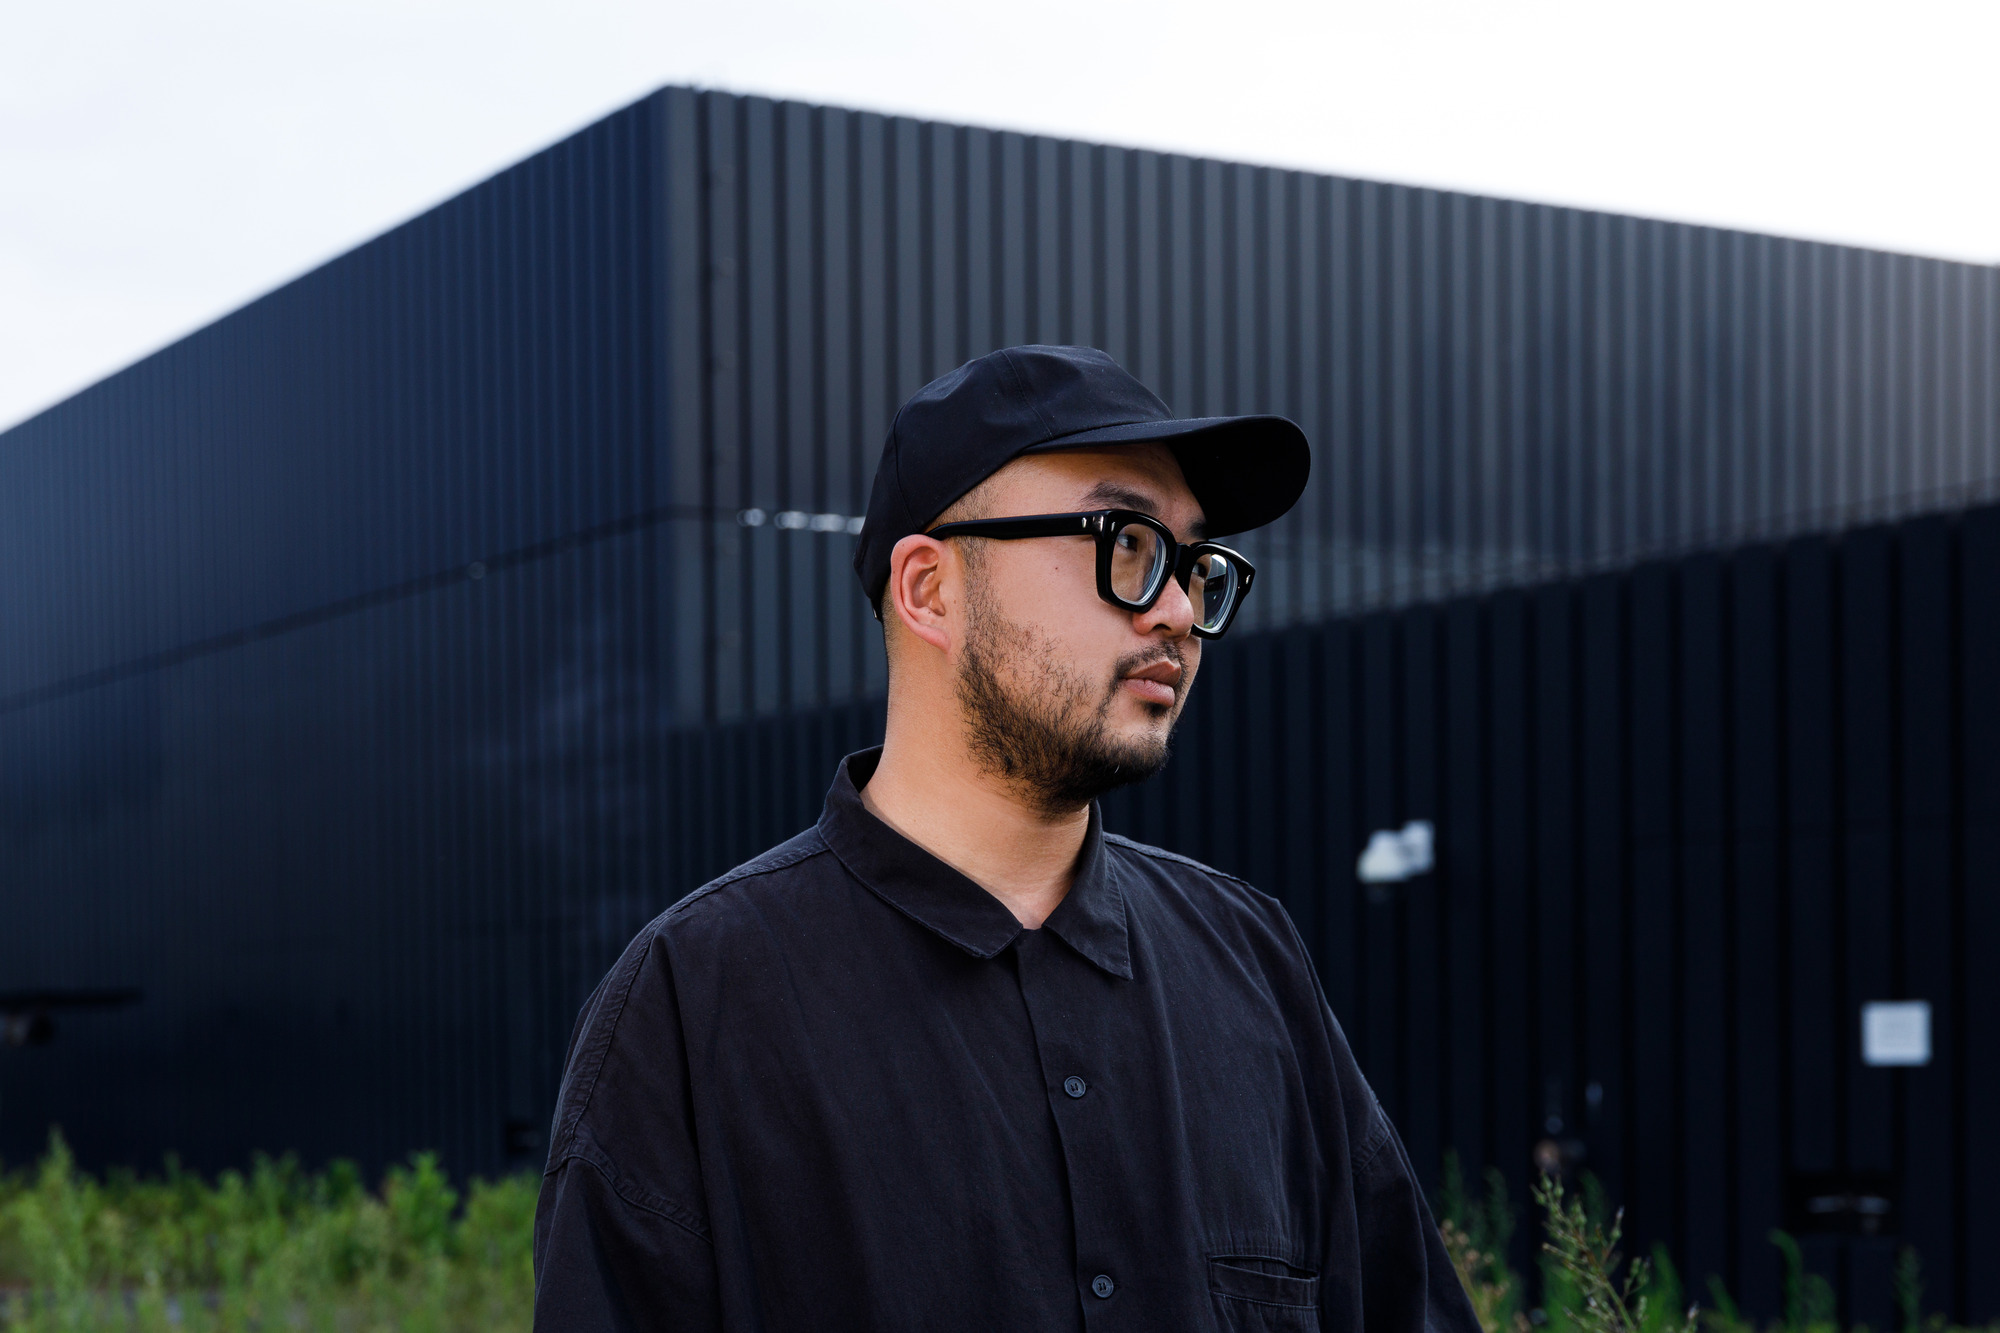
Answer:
[[854, 345, 1310, 605]]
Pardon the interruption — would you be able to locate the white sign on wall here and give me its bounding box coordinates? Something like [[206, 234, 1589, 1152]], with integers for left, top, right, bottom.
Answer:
[[1861, 1001, 1931, 1067]]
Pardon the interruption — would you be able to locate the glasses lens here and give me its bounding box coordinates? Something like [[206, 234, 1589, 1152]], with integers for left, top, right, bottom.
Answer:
[[1188, 550, 1242, 632], [1108, 520, 1169, 605]]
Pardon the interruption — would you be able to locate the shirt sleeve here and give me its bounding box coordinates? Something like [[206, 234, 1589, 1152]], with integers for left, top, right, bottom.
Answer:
[[1349, 1103, 1484, 1333], [534, 1150, 721, 1330], [533, 923, 722, 1332], [1271, 903, 1482, 1333]]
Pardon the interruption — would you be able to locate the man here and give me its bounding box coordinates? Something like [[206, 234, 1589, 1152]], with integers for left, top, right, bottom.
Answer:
[[534, 346, 1478, 1331]]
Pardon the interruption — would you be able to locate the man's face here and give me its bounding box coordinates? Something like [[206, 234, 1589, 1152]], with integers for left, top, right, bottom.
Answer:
[[949, 443, 1206, 813]]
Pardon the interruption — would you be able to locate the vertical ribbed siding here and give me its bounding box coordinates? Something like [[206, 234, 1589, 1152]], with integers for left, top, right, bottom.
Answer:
[[657, 90, 2000, 722], [8, 86, 1994, 723], [0, 99, 673, 1182], [0, 98, 665, 700]]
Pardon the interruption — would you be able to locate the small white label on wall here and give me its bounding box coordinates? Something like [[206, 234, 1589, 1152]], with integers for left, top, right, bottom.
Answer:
[[1861, 1001, 1931, 1067]]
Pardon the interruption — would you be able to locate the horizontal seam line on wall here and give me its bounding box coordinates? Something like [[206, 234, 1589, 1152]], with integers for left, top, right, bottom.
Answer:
[[1, 501, 753, 717]]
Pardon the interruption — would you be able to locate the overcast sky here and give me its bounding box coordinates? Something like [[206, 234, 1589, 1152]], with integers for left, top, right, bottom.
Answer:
[[2, 0, 1994, 431]]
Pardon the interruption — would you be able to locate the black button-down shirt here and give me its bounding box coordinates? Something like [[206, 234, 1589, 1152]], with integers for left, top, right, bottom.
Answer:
[[534, 750, 1477, 1332]]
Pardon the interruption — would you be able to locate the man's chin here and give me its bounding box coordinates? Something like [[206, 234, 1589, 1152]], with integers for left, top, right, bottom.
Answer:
[[1094, 719, 1174, 777], [1107, 692, 1179, 737]]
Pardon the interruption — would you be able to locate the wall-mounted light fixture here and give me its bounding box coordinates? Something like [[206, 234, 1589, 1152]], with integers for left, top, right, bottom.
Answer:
[[0, 988, 142, 1049], [1356, 820, 1434, 885]]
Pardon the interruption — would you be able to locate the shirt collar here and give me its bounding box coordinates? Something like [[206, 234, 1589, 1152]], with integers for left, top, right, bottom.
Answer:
[[817, 749, 1134, 980]]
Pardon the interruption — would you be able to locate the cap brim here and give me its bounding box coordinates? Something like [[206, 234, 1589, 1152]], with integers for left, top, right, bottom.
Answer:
[[1018, 414, 1311, 537]]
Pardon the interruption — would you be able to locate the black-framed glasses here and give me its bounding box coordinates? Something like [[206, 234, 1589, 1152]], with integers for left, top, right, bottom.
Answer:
[[924, 509, 1257, 639]]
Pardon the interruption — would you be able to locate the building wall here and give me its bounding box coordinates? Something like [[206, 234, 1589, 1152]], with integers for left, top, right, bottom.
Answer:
[[652, 86, 2000, 720], [0, 98, 667, 706], [0, 97, 675, 1177], [6, 85, 1998, 726]]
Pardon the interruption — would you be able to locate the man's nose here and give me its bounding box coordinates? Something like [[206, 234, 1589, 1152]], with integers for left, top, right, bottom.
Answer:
[[1137, 572, 1197, 638]]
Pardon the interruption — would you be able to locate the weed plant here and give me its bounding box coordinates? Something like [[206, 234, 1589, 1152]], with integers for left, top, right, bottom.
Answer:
[[1438, 1152, 1993, 1333], [0, 1131, 533, 1331]]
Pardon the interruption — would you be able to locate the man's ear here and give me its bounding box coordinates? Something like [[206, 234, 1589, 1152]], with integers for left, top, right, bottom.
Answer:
[[886, 533, 954, 654]]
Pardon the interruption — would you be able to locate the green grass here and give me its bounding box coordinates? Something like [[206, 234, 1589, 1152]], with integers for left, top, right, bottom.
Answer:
[[0, 1131, 534, 1331], [1438, 1152, 1996, 1333]]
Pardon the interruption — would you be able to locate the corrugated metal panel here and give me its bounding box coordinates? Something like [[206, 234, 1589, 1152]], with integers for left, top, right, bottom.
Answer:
[[7, 86, 1998, 725], [655, 87, 2000, 721], [0, 527, 677, 1178], [0, 96, 666, 703], [0, 98, 679, 1178]]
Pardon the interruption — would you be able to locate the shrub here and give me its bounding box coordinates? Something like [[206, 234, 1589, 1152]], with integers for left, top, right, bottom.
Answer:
[[0, 1130, 536, 1331]]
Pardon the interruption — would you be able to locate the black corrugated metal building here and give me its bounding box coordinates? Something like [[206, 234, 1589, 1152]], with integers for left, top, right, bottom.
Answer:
[[2, 87, 1995, 1318]]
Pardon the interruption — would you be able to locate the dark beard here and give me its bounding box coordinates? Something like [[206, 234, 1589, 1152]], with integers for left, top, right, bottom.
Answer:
[[954, 588, 1184, 815]]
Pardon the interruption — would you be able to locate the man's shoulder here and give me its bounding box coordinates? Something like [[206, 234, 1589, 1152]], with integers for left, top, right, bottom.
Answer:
[[640, 825, 840, 939], [548, 831, 843, 1178], [1104, 831, 1252, 889], [1103, 832, 1284, 916], [563, 826, 840, 1061], [1102, 832, 1321, 999]]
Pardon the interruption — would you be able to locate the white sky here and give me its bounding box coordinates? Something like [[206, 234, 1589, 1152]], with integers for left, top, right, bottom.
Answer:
[[2, 0, 1995, 431]]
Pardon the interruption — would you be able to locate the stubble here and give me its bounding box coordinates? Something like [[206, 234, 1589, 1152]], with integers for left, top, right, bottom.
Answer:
[[953, 574, 1187, 815]]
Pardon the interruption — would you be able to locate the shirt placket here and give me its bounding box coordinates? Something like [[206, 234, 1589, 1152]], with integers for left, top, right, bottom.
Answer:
[[1011, 928, 1139, 1327]]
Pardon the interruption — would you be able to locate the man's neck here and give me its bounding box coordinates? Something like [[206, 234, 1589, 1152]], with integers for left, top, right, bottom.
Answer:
[[860, 717, 1090, 930]]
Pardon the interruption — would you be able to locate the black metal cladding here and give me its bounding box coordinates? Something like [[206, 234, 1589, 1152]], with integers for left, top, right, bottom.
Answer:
[[0, 103, 665, 704], [653, 85, 1999, 722], [6, 87, 1999, 721], [2, 85, 1998, 1319], [0, 98, 677, 1179]]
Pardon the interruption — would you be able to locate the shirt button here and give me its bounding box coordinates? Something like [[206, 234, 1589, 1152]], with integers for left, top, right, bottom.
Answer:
[[1063, 1076, 1087, 1099], [1091, 1274, 1115, 1299]]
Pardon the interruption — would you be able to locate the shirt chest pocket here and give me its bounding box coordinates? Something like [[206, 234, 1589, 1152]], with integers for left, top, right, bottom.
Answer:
[[1207, 1254, 1319, 1331]]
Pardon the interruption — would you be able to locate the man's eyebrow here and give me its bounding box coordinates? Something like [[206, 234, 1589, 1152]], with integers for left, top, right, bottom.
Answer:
[[1081, 481, 1207, 539]]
